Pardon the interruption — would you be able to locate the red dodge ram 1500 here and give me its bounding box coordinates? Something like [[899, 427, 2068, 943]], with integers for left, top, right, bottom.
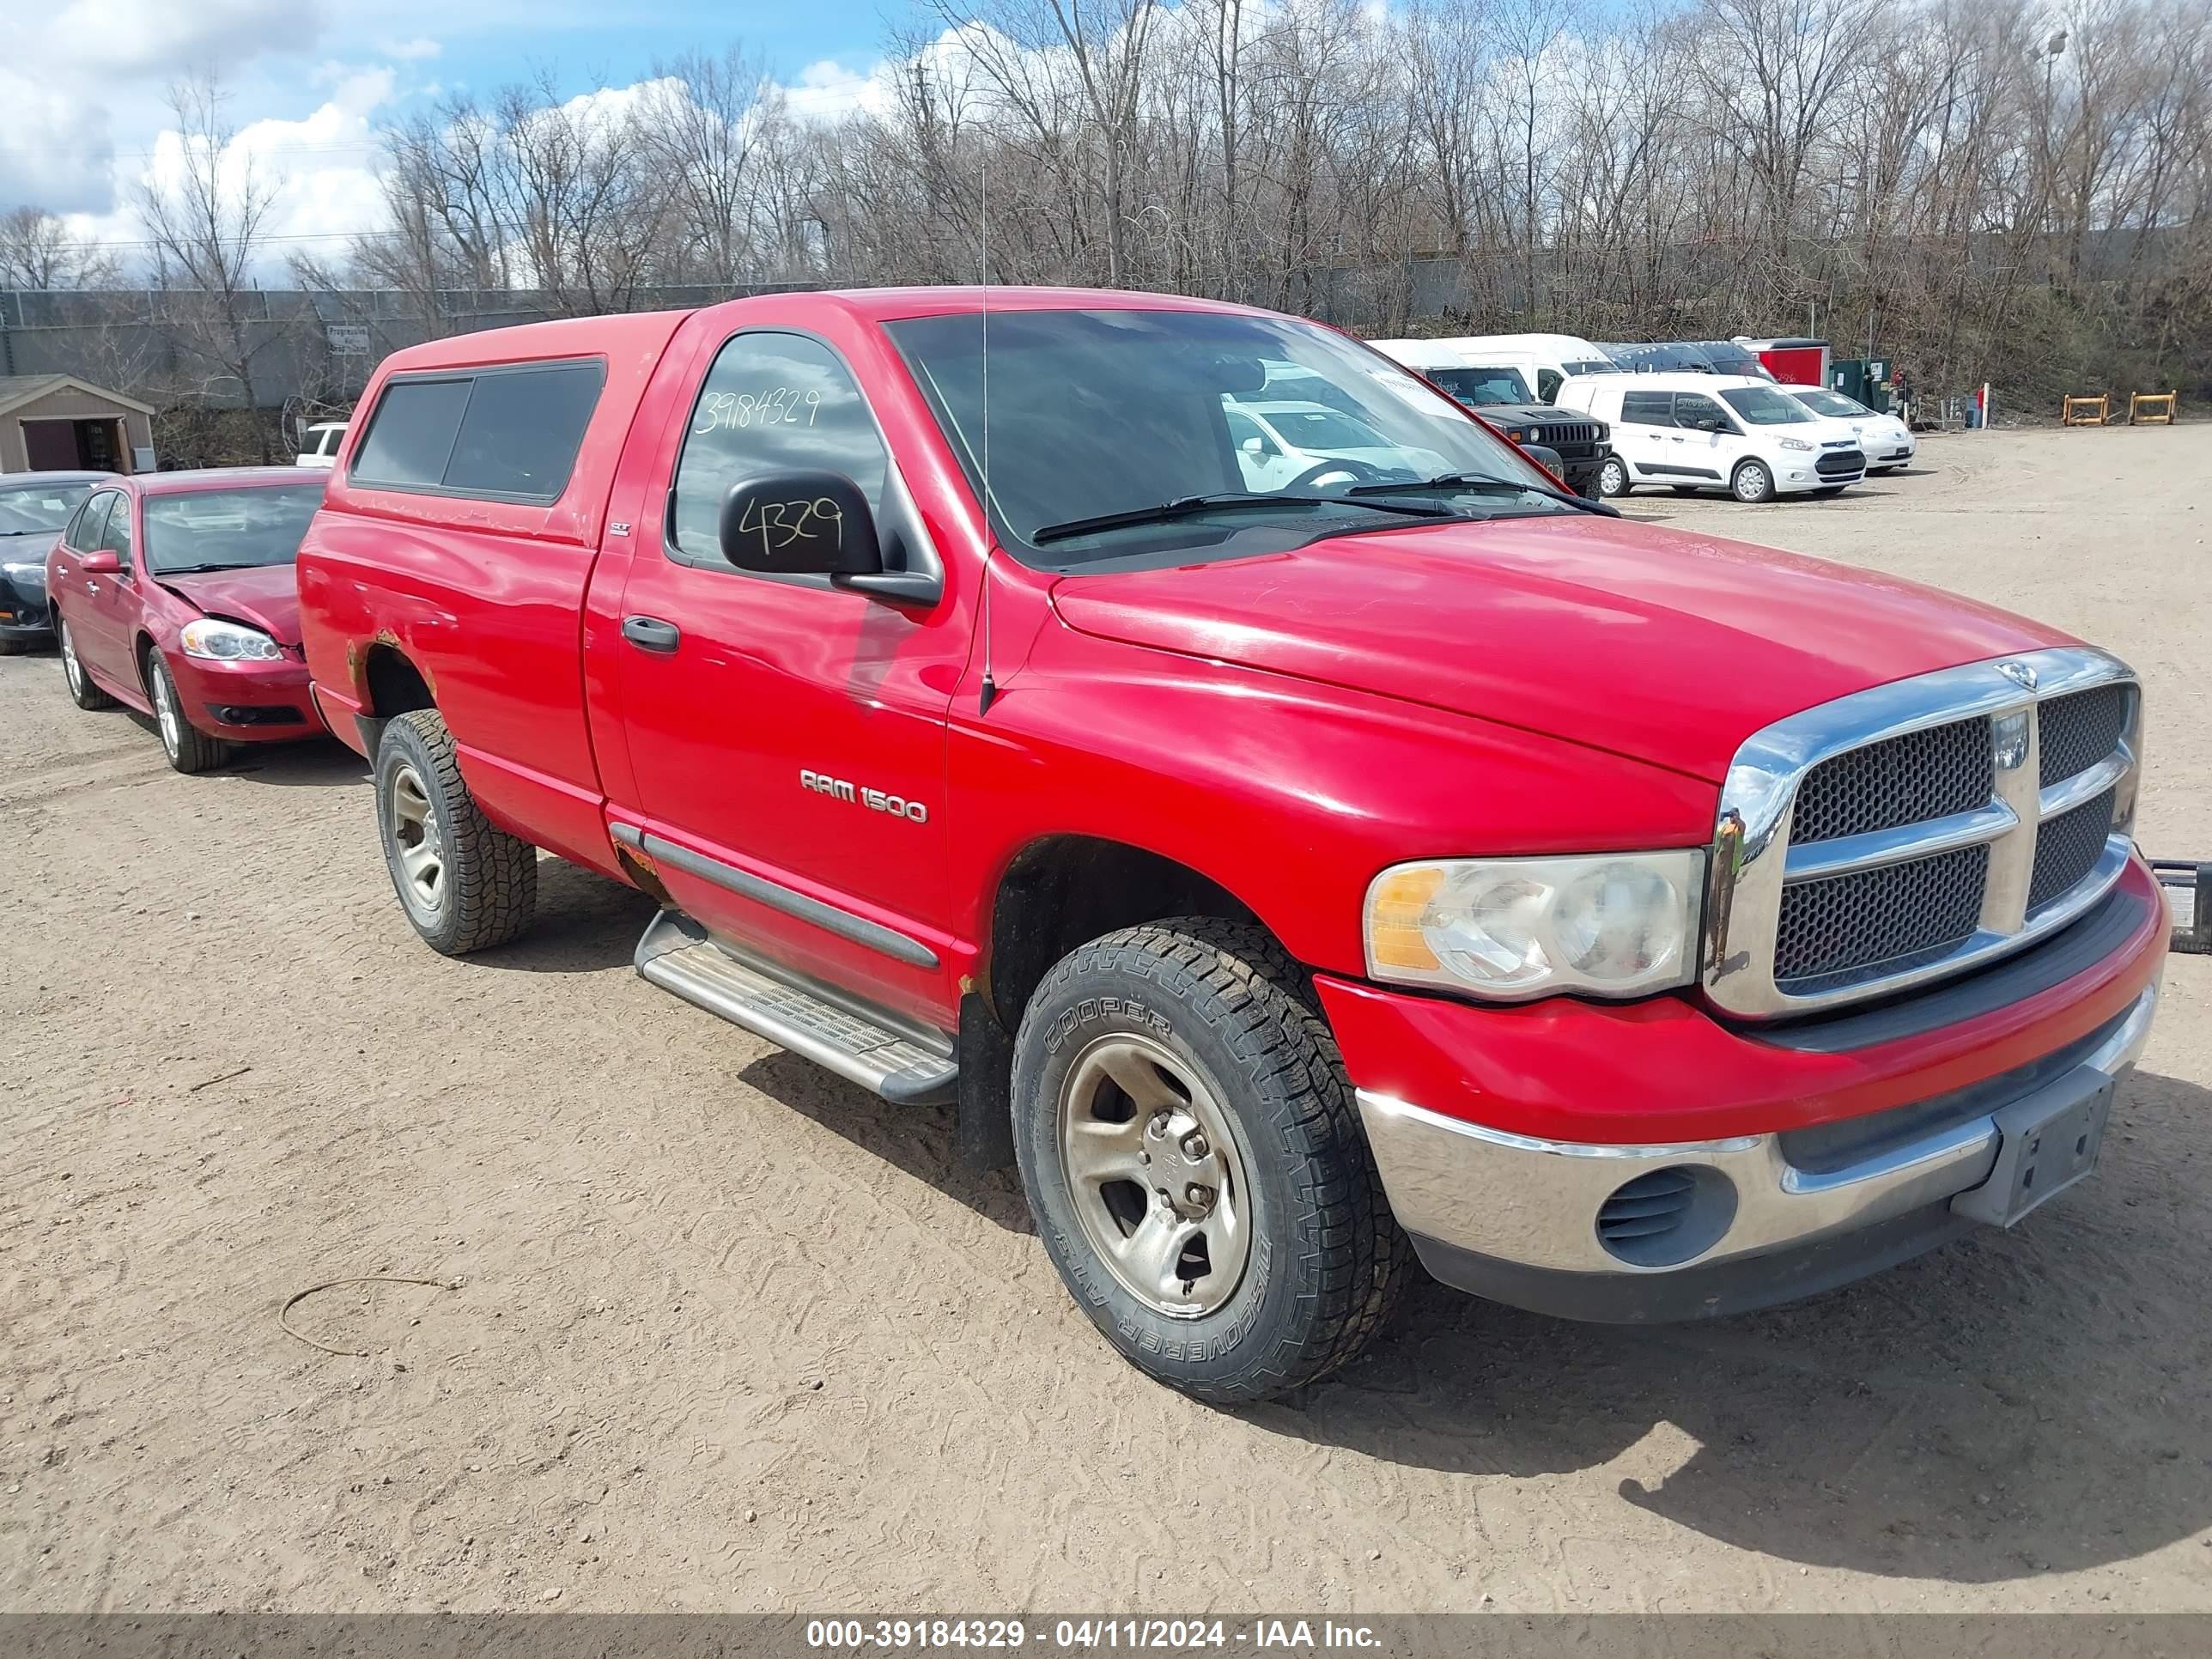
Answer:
[[297, 288, 2166, 1403]]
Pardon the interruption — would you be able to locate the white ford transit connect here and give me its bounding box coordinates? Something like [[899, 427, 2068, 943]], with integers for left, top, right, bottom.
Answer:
[[1553, 372, 1865, 501]]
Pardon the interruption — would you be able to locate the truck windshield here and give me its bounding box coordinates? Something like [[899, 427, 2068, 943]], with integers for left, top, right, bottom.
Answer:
[[143, 484, 326, 574], [1720, 387, 1817, 426], [1430, 367, 1534, 406], [884, 307, 1560, 564]]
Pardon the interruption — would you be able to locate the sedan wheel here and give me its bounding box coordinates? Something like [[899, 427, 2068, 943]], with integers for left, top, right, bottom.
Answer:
[[58, 617, 116, 710], [148, 653, 226, 773]]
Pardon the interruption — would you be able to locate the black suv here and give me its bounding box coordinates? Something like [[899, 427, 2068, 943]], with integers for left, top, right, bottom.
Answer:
[[1421, 366, 1613, 498]]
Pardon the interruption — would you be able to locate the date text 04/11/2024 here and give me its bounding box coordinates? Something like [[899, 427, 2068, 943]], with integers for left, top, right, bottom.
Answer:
[[803, 1620, 1383, 1650]]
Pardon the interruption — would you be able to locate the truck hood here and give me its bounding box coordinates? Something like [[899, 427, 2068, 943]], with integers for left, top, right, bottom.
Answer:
[[157, 565, 303, 647], [1048, 515, 2070, 782]]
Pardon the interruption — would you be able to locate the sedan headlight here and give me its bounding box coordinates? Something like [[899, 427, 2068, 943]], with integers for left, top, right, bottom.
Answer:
[[179, 618, 284, 661], [1364, 851, 1705, 1001], [1779, 436, 1814, 452], [1, 561, 46, 587]]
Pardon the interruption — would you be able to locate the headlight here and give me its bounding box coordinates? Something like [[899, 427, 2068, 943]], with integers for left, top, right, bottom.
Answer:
[[1364, 851, 1704, 1001], [2, 561, 45, 586], [1593, 422, 1610, 442], [179, 618, 284, 661], [1779, 437, 1814, 452]]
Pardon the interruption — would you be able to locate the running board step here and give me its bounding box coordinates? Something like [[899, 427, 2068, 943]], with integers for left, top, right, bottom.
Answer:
[[635, 910, 958, 1106]]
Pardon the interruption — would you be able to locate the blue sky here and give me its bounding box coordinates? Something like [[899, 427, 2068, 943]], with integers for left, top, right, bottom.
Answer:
[[0, 0, 929, 259]]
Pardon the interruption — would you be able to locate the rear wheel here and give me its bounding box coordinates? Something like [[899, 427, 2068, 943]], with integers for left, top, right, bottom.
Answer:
[[1012, 918, 1406, 1405], [1595, 455, 1631, 498], [148, 652, 228, 774], [374, 708, 538, 955], [1731, 458, 1778, 503], [58, 616, 115, 709]]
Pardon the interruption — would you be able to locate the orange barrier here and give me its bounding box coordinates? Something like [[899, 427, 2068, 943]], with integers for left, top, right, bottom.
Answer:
[[2062, 394, 2111, 427], [2129, 392, 2179, 425]]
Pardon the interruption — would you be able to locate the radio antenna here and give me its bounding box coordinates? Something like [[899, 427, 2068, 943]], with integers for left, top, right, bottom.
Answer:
[[976, 149, 1000, 717]]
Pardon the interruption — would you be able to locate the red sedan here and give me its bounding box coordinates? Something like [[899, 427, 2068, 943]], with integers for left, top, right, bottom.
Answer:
[[46, 469, 329, 773]]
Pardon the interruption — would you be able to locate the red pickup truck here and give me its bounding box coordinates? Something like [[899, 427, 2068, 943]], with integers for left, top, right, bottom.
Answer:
[[297, 289, 2166, 1403]]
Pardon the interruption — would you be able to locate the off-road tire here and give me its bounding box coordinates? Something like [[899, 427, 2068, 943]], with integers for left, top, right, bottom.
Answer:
[[147, 651, 228, 775], [1732, 458, 1778, 503], [58, 616, 115, 709], [374, 708, 537, 955], [1012, 918, 1407, 1405]]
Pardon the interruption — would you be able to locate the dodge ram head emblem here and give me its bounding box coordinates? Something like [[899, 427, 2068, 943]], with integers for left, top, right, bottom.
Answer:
[[1996, 659, 2039, 691]]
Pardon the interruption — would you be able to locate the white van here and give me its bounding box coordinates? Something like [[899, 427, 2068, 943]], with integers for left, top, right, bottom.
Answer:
[[1553, 372, 1866, 502], [1366, 333, 1619, 405], [295, 422, 349, 468]]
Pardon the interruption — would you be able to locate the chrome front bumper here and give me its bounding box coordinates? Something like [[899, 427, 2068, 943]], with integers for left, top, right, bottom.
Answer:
[[1357, 983, 2158, 1319]]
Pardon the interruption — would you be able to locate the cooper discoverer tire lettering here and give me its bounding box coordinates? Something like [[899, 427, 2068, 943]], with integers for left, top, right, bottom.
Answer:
[[1010, 917, 1406, 1403], [374, 708, 538, 955]]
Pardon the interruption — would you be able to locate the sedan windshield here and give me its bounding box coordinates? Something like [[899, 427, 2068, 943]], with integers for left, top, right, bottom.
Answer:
[[0, 482, 93, 537], [1720, 386, 1817, 425], [884, 307, 1559, 564], [1791, 388, 1872, 419], [1430, 367, 1534, 407], [143, 484, 325, 574]]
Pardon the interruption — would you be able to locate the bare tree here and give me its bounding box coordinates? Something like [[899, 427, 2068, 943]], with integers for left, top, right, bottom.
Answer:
[[133, 71, 284, 419], [0, 207, 123, 289]]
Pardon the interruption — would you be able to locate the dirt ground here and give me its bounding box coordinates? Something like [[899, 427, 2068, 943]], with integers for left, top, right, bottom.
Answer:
[[3, 425, 2210, 1616]]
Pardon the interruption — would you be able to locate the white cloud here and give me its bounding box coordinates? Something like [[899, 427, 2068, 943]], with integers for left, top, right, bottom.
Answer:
[[380, 36, 443, 61], [782, 58, 888, 122]]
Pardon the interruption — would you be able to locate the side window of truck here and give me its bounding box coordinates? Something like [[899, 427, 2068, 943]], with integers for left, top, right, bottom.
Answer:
[[350, 362, 604, 503], [668, 331, 889, 571]]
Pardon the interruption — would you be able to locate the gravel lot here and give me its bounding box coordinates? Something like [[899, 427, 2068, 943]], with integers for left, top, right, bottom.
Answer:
[[3, 424, 2209, 1615]]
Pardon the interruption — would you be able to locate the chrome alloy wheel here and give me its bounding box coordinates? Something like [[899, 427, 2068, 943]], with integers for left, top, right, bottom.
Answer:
[[150, 662, 182, 759], [60, 622, 85, 696], [387, 762, 447, 923], [1058, 1032, 1253, 1318]]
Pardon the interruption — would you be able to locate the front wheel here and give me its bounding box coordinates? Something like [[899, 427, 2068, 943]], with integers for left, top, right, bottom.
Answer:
[[1595, 455, 1631, 498], [148, 652, 228, 774], [1731, 459, 1778, 503], [374, 708, 538, 955], [1012, 919, 1406, 1404], [58, 616, 115, 709]]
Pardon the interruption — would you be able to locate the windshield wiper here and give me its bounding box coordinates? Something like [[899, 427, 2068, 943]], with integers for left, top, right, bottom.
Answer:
[[1031, 491, 1458, 545], [1349, 474, 1621, 518], [157, 562, 267, 574]]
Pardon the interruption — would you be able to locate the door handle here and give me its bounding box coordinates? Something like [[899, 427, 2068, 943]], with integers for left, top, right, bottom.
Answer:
[[622, 615, 681, 653]]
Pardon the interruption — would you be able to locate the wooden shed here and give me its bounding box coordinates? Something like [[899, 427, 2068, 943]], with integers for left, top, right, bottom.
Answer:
[[0, 375, 156, 475]]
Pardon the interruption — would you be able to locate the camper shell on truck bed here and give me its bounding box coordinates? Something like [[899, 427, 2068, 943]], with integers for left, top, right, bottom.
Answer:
[[298, 287, 2166, 1405]]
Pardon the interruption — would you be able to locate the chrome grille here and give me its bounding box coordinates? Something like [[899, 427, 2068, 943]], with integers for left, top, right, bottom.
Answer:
[[1775, 845, 1989, 987], [2039, 685, 2131, 789], [1791, 718, 1991, 844], [2029, 787, 2116, 912], [1705, 649, 2139, 1018]]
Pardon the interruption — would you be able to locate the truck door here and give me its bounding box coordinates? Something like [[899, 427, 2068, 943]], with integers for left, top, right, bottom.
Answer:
[[611, 327, 964, 1027]]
